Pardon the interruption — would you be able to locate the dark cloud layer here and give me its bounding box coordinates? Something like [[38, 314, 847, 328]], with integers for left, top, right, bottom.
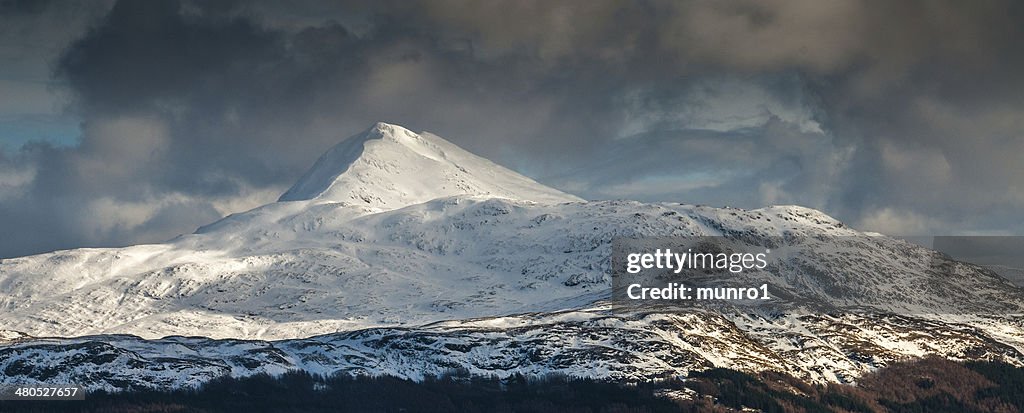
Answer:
[[0, 0, 1022, 257]]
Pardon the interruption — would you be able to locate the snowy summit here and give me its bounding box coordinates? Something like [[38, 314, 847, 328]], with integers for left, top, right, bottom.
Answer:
[[279, 122, 582, 208]]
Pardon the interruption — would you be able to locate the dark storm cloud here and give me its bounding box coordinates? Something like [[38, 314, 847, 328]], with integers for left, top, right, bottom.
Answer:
[[0, 0, 1022, 257], [0, 0, 53, 15]]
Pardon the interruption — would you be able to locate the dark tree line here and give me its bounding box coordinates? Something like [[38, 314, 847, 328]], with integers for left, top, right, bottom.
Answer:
[[0, 371, 678, 413], [4, 358, 1024, 413], [677, 357, 1024, 413]]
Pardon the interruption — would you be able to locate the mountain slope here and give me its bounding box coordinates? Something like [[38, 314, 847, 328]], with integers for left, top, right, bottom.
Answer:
[[0, 198, 854, 339]]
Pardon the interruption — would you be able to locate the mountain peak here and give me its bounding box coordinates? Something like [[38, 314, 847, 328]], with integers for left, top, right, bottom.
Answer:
[[277, 122, 582, 209]]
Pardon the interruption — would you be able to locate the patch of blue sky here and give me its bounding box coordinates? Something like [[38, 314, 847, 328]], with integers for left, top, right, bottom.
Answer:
[[0, 114, 80, 151]]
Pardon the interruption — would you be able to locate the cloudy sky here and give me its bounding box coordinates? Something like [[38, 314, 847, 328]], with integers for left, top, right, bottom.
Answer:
[[1, 0, 1022, 258]]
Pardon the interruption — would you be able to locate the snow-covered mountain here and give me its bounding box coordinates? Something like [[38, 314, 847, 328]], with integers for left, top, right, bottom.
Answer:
[[1, 122, 1022, 390]]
